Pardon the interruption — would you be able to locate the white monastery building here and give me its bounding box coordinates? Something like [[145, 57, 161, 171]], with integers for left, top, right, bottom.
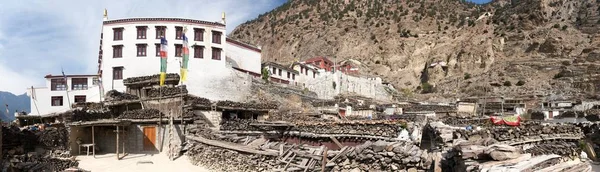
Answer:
[[27, 11, 262, 116]]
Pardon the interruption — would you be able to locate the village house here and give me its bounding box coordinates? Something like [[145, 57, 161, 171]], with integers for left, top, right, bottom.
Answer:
[[262, 62, 298, 85], [26, 12, 265, 116]]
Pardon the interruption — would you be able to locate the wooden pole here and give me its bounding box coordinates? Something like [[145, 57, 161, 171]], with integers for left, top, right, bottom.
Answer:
[[92, 126, 96, 158], [321, 147, 328, 172], [116, 126, 119, 160]]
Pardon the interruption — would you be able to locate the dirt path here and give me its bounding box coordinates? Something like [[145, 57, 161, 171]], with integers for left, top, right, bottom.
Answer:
[[76, 153, 211, 172]]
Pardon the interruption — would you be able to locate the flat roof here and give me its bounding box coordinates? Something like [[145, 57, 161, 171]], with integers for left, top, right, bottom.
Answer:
[[44, 74, 98, 79], [103, 18, 225, 28]]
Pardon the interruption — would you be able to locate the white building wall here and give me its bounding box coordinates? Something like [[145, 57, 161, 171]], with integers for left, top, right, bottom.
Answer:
[[101, 20, 226, 93], [265, 65, 297, 83], [300, 71, 390, 101], [27, 76, 102, 116], [226, 41, 261, 74]]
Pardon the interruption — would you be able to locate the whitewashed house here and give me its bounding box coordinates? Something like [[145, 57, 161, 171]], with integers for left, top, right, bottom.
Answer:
[[26, 75, 102, 115]]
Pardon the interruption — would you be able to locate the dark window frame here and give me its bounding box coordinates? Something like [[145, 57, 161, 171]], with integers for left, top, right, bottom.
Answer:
[[212, 31, 222, 44], [113, 67, 123, 80], [278, 69, 282, 76], [155, 44, 161, 56], [194, 45, 204, 59], [194, 28, 204, 41], [136, 44, 147, 57], [113, 45, 123, 58], [136, 26, 147, 39], [50, 79, 67, 91], [155, 26, 166, 39], [51, 96, 63, 106], [74, 95, 86, 103], [175, 26, 183, 40], [175, 44, 183, 57], [287, 72, 290, 79], [211, 47, 221, 60], [113, 28, 123, 40], [71, 78, 88, 90]]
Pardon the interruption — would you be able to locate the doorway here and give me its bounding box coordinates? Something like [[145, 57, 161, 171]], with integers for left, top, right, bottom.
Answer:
[[143, 126, 157, 151]]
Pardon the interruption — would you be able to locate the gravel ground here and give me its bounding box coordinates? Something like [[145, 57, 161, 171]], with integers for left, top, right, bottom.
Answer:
[[77, 153, 211, 172]]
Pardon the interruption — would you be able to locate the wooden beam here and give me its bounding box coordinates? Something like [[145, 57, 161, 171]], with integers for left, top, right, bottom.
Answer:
[[329, 136, 343, 149], [92, 126, 95, 157], [116, 126, 119, 160], [321, 147, 328, 172], [186, 135, 278, 156]]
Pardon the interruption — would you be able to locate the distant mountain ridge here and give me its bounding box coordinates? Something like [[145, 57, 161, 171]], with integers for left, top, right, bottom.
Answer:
[[0, 91, 30, 121]]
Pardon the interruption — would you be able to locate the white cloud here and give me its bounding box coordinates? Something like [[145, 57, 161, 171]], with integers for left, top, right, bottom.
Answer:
[[0, 0, 284, 94]]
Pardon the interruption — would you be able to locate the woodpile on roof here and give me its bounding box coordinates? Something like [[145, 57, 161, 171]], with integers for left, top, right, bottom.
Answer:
[[147, 85, 188, 98], [216, 100, 278, 110], [122, 73, 179, 86], [118, 109, 163, 119], [453, 122, 583, 145], [220, 119, 406, 138], [104, 90, 139, 101], [184, 95, 212, 107], [404, 104, 456, 113]]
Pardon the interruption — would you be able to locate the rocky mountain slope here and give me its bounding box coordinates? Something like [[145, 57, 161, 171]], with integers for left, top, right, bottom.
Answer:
[[0, 91, 30, 121], [230, 0, 600, 99]]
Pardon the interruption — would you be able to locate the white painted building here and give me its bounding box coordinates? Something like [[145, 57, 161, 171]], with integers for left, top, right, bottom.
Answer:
[[27, 13, 264, 115], [96, 15, 260, 102], [26, 75, 102, 115], [262, 62, 298, 84]]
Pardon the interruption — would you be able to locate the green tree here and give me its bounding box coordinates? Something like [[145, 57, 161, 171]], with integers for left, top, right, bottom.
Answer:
[[421, 82, 436, 94], [464, 73, 471, 80], [261, 67, 271, 83]]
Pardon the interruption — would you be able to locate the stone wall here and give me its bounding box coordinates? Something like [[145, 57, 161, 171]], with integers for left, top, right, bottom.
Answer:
[[303, 71, 391, 101]]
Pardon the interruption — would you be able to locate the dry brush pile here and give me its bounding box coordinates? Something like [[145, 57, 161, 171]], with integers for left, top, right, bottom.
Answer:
[[104, 90, 139, 101], [454, 122, 583, 143], [118, 109, 163, 119], [147, 85, 188, 98], [216, 100, 278, 109], [122, 73, 179, 85], [330, 140, 432, 172]]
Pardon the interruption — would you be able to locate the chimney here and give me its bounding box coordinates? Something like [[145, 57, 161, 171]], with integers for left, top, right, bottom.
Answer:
[[221, 12, 226, 25], [103, 9, 108, 21]]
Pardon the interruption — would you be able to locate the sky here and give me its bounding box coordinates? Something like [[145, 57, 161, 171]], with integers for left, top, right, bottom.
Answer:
[[0, 0, 286, 94]]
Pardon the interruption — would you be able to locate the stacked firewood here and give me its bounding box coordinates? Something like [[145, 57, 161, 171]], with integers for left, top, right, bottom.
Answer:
[[220, 120, 405, 138], [404, 104, 456, 112], [118, 109, 163, 119], [2, 126, 37, 151], [186, 143, 277, 171], [36, 127, 69, 149], [147, 85, 188, 98], [71, 102, 104, 110], [329, 140, 432, 171], [70, 109, 112, 122], [386, 114, 428, 123], [442, 117, 491, 127], [123, 73, 179, 84], [217, 100, 278, 109], [3, 155, 79, 172], [104, 90, 139, 101], [184, 95, 212, 106], [523, 141, 581, 157], [454, 122, 583, 143]]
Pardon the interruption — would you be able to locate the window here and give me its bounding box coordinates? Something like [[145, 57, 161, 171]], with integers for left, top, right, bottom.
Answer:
[[71, 78, 88, 90], [211, 48, 221, 60], [305, 69, 308, 76], [194, 28, 204, 41], [194, 46, 204, 58], [279, 69, 282, 76], [136, 26, 147, 39], [155, 26, 166, 39], [313, 72, 316, 78], [212, 31, 222, 44], [92, 77, 100, 85], [137, 44, 147, 57], [292, 74, 295, 80], [175, 26, 183, 40], [74, 95, 86, 103], [300, 67, 304, 74], [50, 79, 67, 91], [272, 67, 276, 74], [113, 45, 123, 58], [155, 44, 161, 56], [113, 28, 123, 40], [51, 96, 63, 106], [113, 67, 123, 80], [287, 72, 290, 79], [175, 44, 183, 57]]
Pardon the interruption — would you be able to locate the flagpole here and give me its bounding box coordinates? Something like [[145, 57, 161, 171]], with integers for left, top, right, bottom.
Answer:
[[31, 86, 41, 116], [61, 67, 73, 110]]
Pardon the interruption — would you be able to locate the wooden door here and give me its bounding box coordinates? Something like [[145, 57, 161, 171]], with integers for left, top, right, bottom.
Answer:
[[143, 127, 156, 151], [548, 111, 553, 119]]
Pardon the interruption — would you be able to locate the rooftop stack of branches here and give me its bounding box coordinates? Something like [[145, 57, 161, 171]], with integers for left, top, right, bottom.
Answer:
[[118, 109, 163, 119], [123, 73, 179, 85], [36, 127, 69, 149], [69, 109, 112, 122], [147, 85, 188, 98], [184, 95, 212, 106], [216, 100, 278, 109], [104, 90, 139, 101], [454, 122, 583, 143], [404, 104, 457, 112], [442, 117, 492, 127]]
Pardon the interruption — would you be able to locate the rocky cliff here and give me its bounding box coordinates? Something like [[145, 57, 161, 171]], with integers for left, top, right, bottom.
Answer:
[[230, 0, 600, 99]]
